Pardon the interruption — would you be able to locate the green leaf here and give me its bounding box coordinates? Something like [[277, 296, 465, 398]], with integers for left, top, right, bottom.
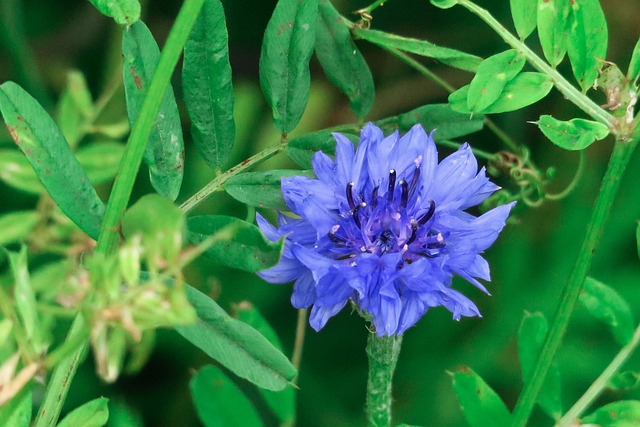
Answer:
[[517, 312, 562, 420], [57, 397, 110, 427], [537, 0, 572, 67], [56, 70, 94, 148], [430, 0, 458, 9], [175, 285, 297, 391], [354, 28, 482, 72], [0, 385, 31, 427], [582, 401, 640, 426], [121, 194, 185, 245], [451, 367, 511, 427], [579, 276, 634, 346], [450, 72, 553, 114], [537, 115, 610, 150], [0, 149, 42, 194], [191, 365, 263, 427], [0, 82, 105, 239], [637, 221, 640, 260], [122, 21, 184, 201], [609, 371, 640, 391], [183, 0, 235, 170], [377, 103, 485, 139], [186, 215, 284, 273], [225, 169, 314, 211], [105, 400, 144, 427], [235, 303, 295, 425], [75, 141, 125, 185], [467, 50, 525, 113], [286, 130, 359, 169], [87, 0, 140, 26], [510, 0, 537, 39], [567, 0, 608, 91], [315, 1, 374, 117], [628, 38, 640, 83], [259, 0, 318, 134], [0, 211, 38, 247]]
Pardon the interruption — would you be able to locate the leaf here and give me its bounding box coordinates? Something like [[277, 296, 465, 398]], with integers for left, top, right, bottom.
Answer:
[[567, 0, 608, 91], [354, 28, 482, 72], [537, 115, 610, 150], [234, 303, 295, 425], [637, 221, 640, 260], [629, 38, 640, 83], [582, 400, 640, 426], [175, 285, 297, 391], [286, 130, 359, 169], [609, 371, 640, 391], [57, 397, 110, 427], [517, 312, 562, 420], [450, 73, 553, 114], [75, 141, 125, 185], [0, 385, 31, 427], [430, 0, 458, 9], [510, 0, 537, 40], [0, 82, 105, 239], [451, 367, 511, 427], [191, 365, 263, 427], [225, 169, 314, 211], [537, 0, 572, 67], [467, 50, 525, 112], [259, 0, 318, 134], [56, 70, 94, 148], [87, 0, 140, 26], [377, 103, 485, 139], [579, 276, 634, 346], [122, 21, 184, 201], [315, 0, 374, 117], [0, 149, 42, 194], [0, 211, 38, 247], [183, 0, 235, 170], [186, 215, 284, 273]]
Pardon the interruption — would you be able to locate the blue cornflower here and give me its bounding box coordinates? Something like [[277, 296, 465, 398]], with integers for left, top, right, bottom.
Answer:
[[257, 123, 514, 336]]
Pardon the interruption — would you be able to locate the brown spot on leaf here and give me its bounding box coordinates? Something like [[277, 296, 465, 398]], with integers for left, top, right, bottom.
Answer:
[[130, 66, 143, 90], [6, 125, 18, 144]]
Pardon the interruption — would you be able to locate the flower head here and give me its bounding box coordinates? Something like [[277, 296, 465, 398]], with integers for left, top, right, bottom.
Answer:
[[258, 123, 514, 336]]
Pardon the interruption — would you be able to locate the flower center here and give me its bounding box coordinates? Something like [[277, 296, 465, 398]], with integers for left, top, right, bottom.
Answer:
[[326, 165, 446, 261]]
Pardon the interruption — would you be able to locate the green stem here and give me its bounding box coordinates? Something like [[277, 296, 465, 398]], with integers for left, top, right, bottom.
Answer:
[[511, 136, 638, 427], [366, 333, 403, 427], [180, 137, 289, 213], [556, 324, 640, 427], [457, 0, 616, 129], [34, 3, 205, 426], [357, 0, 392, 16]]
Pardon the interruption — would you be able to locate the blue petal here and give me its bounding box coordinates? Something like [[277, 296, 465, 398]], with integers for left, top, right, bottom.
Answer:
[[282, 176, 339, 235], [312, 151, 338, 188], [333, 133, 355, 185], [309, 300, 349, 331], [291, 270, 316, 308], [258, 255, 307, 284], [429, 144, 479, 209], [256, 212, 279, 242]]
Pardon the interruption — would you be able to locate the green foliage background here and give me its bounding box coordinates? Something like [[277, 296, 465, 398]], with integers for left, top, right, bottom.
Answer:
[[1, 0, 639, 425]]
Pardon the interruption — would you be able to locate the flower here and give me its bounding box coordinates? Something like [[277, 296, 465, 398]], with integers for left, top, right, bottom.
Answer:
[[257, 123, 515, 336]]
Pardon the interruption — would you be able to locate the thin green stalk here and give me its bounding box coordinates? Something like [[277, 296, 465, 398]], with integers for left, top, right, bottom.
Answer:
[[457, 0, 616, 129], [556, 325, 640, 427], [511, 136, 638, 427], [356, 0, 392, 16], [34, 3, 205, 426], [546, 150, 586, 201], [366, 333, 403, 427], [180, 137, 289, 213], [291, 308, 308, 374]]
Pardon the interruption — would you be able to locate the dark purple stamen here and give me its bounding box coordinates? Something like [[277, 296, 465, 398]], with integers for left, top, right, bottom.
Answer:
[[371, 186, 379, 208], [328, 229, 347, 245], [387, 170, 396, 202], [399, 180, 408, 209], [346, 182, 355, 210], [417, 199, 436, 226], [353, 202, 366, 229], [409, 164, 421, 197], [406, 200, 436, 245]]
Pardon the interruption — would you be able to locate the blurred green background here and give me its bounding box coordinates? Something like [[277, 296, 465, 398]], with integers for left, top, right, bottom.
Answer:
[[1, 0, 640, 426]]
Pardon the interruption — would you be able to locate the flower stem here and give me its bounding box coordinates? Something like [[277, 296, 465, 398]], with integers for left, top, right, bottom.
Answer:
[[357, 0, 392, 16], [457, 0, 616, 129], [33, 2, 205, 426], [366, 333, 403, 427], [556, 324, 640, 427], [511, 136, 638, 427], [180, 137, 289, 213]]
